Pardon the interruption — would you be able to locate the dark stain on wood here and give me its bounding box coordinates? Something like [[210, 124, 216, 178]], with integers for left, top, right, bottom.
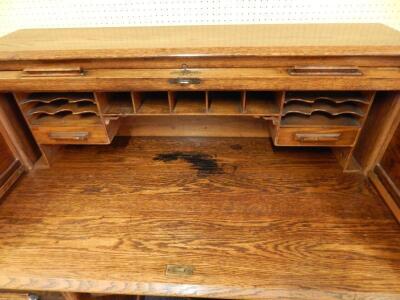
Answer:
[[230, 144, 243, 150], [154, 151, 221, 176]]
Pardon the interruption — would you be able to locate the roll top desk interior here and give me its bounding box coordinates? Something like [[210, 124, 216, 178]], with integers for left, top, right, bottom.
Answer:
[[0, 24, 399, 300]]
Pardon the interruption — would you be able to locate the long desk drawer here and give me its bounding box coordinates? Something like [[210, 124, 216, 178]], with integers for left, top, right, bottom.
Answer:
[[1, 67, 400, 91], [275, 127, 359, 147]]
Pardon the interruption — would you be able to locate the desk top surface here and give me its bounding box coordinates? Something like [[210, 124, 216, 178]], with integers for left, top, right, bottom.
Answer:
[[0, 23, 400, 60], [0, 137, 399, 299]]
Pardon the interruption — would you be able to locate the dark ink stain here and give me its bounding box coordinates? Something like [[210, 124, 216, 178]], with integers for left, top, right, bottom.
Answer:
[[154, 151, 221, 176], [230, 144, 242, 150]]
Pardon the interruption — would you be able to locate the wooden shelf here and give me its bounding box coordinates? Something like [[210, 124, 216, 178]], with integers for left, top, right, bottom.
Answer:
[[135, 92, 170, 114], [17, 92, 102, 127], [172, 91, 206, 114], [28, 101, 99, 116], [283, 102, 365, 117], [285, 91, 370, 105], [30, 112, 102, 127], [280, 91, 373, 128], [208, 91, 243, 114], [19, 92, 96, 105], [99, 92, 133, 116], [244, 91, 281, 116], [91, 91, 282, 117], [281, 113, 361, 127]]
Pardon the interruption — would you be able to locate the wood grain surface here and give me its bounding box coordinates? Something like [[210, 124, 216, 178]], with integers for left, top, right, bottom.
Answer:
[[0, 24, 400, 60], [0, 137, 399, 299], [354, 92, 400, 174], [380, 125, 400, 195], [0, 127, 15, 182], [117, 116, 271, 138], [0, 292, 28, 300], [1, 67, 400, 91], [2, 56, 400, 71], [0, 94, 40, 170], [376, 123, 400, 208]]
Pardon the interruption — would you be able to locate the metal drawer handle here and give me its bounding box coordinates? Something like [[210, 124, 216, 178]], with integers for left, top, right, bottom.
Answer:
[[288, 66, 362, 76], [21, 67, 84, 77], [295, 133, 342, 142], [48, 131, 89, 141], [168, 78, 201, 85]]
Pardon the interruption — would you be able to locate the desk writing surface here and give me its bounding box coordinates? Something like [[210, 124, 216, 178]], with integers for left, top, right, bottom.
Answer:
[[0, 23, 400, 60], [0, 137, 399, 299]]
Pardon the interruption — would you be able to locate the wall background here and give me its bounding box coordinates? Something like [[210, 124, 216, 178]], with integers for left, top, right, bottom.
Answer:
[[0, 0, 399, 37]]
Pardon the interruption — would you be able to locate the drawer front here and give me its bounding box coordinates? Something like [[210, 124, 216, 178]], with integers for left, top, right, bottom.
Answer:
[[0, 293, 28, 300], [32, 125, 111, 145], [275, 127, 359, 147], [1, 67, 400, 91]]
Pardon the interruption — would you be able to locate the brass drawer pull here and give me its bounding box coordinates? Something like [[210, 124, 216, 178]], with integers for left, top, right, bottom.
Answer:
[[21, 67, 84, 77], [48, 131, 89, 141], [288, 66, 363, 76], [168, 78, 201, 85], [295, 133, 342, 142]]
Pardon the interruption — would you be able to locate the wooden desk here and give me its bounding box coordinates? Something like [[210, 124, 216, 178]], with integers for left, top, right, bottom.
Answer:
[[0, 24, 399, 300]]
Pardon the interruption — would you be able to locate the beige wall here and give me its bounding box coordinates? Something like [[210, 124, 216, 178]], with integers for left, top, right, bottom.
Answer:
[[0, 0, 399, 37]]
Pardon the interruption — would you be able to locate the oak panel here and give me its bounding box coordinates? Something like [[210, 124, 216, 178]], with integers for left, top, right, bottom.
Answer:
[[0, 24, 400, 60], [1, 67, 400, 91], [0, 137, 399, 299], [377, 124, 400, 206], [0, 130, 15, 182]]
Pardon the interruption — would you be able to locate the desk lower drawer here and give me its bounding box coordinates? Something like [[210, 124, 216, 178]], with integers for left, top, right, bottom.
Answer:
[[31, 125, 112, 144], [0, 293, 28, 300], [275, 127, 359, 147]]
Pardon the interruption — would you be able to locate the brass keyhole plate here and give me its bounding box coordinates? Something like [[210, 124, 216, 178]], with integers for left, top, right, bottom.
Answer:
[[165, 264, 194, 276]]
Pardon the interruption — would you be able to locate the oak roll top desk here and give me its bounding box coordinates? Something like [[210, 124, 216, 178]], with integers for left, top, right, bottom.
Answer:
[[0, 24, 399, 300]]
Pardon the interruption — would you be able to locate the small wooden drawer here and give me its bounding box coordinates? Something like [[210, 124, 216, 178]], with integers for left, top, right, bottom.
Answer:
[[31, 124, 112, 145], [275, 127, 359, 147], [0, 292, 28, 300]]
